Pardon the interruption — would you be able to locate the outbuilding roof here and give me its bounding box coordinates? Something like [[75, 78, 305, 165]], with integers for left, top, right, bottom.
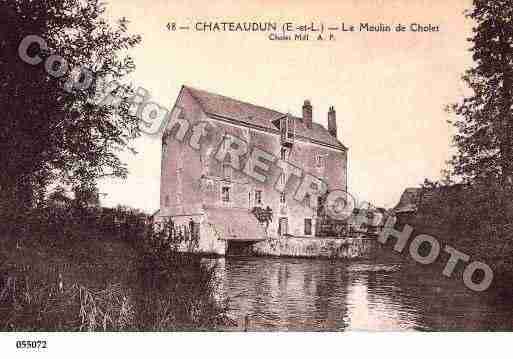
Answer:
[[393, 187, 422, 214]]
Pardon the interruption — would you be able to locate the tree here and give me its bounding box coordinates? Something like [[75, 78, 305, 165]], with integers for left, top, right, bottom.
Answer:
[[446, 0, 513, 240], [47, 186, 71, 208], [0, 0, 141, 230], [448, 0, 513, 185], [73, 184, 100, 208]]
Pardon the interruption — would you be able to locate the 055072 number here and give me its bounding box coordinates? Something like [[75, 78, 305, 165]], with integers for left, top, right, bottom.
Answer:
[[16, 340, 47, 350]]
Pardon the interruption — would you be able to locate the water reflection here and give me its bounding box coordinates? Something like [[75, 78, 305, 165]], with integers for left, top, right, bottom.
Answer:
[[209, 257, 513, 331]]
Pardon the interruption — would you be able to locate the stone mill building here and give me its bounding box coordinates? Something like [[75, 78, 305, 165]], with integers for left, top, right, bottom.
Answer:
[[155, 85, 348, 255]]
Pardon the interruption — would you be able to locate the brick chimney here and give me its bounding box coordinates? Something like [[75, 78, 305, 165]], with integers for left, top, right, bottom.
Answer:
[[303, 100, 312, 129], [328, 106, 337, 137]]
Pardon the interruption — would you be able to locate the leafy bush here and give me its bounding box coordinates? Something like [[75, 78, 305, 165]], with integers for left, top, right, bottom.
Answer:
[[0, 210, 231, 331]]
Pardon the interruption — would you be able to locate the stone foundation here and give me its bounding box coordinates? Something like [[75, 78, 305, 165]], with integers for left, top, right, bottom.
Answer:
[[253, 236, 376, 259]]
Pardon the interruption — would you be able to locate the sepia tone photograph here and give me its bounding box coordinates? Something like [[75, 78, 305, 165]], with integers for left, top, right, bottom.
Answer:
[[2, 0, 513, 350]]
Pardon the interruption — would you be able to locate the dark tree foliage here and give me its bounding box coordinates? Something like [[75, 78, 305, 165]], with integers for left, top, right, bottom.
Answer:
[[405, 1, 513, 273], [448, 0, 513, 185], [440, 0, 513, 247], [0, 0, 141, 229]]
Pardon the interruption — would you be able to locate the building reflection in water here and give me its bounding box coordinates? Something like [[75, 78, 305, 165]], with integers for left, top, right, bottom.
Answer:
[[343, 264, 421, 331], [205, 257, 513, 331]]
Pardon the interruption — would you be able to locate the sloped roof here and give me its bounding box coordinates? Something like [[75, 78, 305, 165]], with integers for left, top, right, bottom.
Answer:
[[183, 86, 346, 150], [204, 207, 267, 241], [393, 187, 422, 214], [393, 184, 471, 215]]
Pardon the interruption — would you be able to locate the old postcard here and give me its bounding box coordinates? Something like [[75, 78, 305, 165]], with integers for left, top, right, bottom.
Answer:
[[1, 0, 513, 356]]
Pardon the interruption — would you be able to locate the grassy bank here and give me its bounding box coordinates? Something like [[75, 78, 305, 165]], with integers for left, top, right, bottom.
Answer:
[[0, 232, 231, 331]]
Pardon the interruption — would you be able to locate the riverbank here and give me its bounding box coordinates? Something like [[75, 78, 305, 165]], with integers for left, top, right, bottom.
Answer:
[[0, 234, 231, 331]]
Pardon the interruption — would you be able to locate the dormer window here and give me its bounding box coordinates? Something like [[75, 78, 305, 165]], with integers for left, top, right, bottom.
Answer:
[[287, 116, 294, 139], [278, 115, 294, 147]]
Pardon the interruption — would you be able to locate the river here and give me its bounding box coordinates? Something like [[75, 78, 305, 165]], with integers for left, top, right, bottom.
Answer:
[[207, 256, 513, 331]]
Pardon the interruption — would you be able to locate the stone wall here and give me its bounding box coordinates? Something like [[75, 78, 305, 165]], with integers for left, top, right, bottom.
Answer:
[[253, 236, 376, 259], [155, 214, 227, 256]]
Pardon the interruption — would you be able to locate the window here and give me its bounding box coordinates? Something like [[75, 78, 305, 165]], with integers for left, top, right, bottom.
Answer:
[[280, 192, 286, 204], [255, 190, 262, 205], [304, 218, 312, 235], [164, 195, 170, 207], [279, 173, 286, 188], [287, 117, 294, 139], [278, 217, 288, 236], [317, 196, 323, 216], [305, 193, 311, 207], [222, 186, 230, 202], [223, 163, 232, 179], [280, 116, 295, 143], [204, 147, 213, 175], [280, 147, 287, 160], [280, 117, 287, 140], [316, 155, 324, 168]]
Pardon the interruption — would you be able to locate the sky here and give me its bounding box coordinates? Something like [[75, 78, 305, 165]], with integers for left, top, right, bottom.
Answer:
[[97, 0, 474, 213]]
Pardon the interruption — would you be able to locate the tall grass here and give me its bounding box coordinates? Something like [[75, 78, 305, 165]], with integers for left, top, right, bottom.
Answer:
[[0, 205, 232, 331]]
